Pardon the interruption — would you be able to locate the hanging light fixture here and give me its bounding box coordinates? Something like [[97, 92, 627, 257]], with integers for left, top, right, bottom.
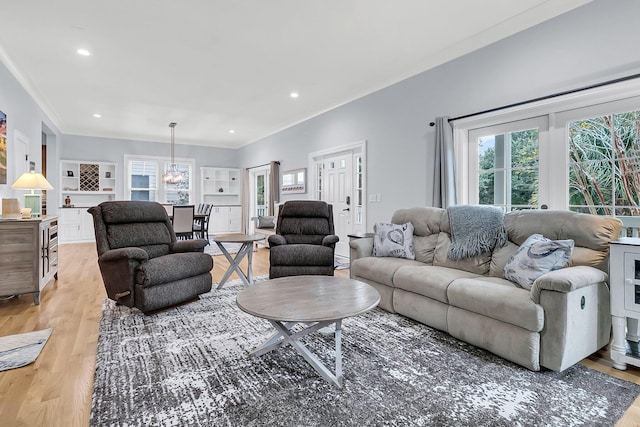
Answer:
[[162, 122, 185, 184]]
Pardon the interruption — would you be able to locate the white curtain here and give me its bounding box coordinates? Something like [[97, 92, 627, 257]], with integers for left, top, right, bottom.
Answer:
[[241, 168, 250, 233], [432, 116, 457, 208]]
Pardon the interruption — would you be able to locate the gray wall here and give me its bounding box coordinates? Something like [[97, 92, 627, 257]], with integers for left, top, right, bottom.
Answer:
[[237, 0, 640, 227], [1, 0, 639, 226], [0, 60, 62, 202]]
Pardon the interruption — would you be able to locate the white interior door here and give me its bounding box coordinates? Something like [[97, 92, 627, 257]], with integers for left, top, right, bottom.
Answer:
[[13, 130, 29, 181], [322, 153, 352, 257], [249, 167, 269, 231]]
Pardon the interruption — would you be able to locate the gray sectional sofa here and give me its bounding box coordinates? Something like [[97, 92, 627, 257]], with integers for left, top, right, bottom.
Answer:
[[350, 207, 622, 371]]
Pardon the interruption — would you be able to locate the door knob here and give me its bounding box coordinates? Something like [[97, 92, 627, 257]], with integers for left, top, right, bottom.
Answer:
[[343, 208, 350, 212]]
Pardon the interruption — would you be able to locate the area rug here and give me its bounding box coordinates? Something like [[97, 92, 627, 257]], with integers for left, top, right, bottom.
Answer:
[[91, 283, 640, 427], [204, 241, 242, 256], [0, 327, 53, 371]]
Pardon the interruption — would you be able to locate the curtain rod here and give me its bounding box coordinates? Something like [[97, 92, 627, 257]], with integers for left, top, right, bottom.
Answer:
[[247, 161, 280, 170], [428, 72, 640, 127]]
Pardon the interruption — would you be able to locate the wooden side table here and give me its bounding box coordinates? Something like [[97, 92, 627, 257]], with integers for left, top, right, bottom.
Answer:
[[610, 238, 640, 370]]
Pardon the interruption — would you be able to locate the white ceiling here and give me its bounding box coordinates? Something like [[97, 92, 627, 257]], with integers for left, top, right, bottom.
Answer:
[[0, 0, 591, 148]]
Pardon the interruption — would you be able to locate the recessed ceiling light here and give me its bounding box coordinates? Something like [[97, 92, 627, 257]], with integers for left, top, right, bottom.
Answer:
[[77, 48, 91, 56], [229, 129, 235, 134], [93, 113, 101, 118], [290, 92, 299, 99]]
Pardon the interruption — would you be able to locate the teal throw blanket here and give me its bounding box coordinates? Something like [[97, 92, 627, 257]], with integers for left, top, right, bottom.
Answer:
[[447, 205, 507, 260]]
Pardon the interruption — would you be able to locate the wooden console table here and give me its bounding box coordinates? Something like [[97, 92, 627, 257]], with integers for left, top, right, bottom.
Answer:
[[0, 215, 58, 305]]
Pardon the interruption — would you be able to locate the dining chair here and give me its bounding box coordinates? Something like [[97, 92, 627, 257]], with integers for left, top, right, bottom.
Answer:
[[193, 204, 213, 240], [172, 205, 195, 240], [161, 203, 174, 217]]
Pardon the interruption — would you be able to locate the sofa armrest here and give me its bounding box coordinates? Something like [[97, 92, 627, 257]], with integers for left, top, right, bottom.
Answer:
[[268, 234, 287, 247], [170, 239, 208, 253], [530, 266, 608, 304], [99, 247, 149, 263], [322, 235, 339, 247], [98, 247, 149, 305], [349, 237, 374, 261]]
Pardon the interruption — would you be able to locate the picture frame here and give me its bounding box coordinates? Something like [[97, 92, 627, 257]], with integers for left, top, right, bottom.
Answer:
[[105, 171, 111, 178], [281, 168, 306, 194], [67, 170, 74, 177], [0, 111, 7, 185]]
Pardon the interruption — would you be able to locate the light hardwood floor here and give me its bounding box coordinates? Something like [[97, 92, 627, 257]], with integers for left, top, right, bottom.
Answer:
[[1, 242, 639, 426]]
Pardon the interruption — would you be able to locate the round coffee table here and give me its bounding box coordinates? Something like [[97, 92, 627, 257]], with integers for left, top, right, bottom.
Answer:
[[236, 276, 380, 387]]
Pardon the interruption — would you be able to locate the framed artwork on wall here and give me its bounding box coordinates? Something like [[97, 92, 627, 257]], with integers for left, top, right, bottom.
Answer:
[[0, 110, 6, 184], [281, 168, 306, 194]]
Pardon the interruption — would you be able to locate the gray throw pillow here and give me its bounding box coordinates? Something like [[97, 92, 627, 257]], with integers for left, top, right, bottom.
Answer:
[[373, 222, 415, 260], [257, 216, 275, 229], [503, 233, 574, 290]]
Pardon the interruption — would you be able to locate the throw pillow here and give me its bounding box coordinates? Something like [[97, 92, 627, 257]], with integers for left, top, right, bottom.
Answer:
[[256, 216, 275, 229], [503, 233, 574, 290], [373, 222, 415, 260]]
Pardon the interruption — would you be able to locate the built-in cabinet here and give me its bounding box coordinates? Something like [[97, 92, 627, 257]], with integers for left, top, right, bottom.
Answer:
[[210, 206, 242, 234], [0, 216, 58, 305], [59, 208, 95, 242], [201, 167, 242, 234], [59, 160, 116, 243]]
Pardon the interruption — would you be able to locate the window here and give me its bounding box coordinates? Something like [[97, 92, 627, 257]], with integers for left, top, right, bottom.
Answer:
[[454, 78, 640, 219], [568, 110, 640, 216], [466, 117, 547, 211], [125, 155, 195, 204], [355, 155, 363, 224]]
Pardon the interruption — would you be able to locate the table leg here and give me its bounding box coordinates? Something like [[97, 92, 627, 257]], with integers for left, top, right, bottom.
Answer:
[[216, 242, 254, 288], [612, 315, 628, 370], [247, 243, 254, 285], [251, 319, 345, 387]]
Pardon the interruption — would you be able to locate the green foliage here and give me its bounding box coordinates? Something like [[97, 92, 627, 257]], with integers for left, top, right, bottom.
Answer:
[[478, 129, 539, 207], [569, 111, 640, 215]]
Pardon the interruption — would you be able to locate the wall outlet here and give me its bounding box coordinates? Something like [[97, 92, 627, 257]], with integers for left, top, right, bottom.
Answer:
[[368, 194, 377, 203]]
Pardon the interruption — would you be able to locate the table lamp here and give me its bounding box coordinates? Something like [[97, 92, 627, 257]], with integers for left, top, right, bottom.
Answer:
[[10, 171, 54, 217]]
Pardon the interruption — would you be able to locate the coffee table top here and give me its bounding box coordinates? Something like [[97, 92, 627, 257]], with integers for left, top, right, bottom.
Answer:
[[212, 233, 265, 244], [236, 276, 380, 322]]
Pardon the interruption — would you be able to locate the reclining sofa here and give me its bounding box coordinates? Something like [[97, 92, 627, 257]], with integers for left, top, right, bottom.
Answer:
[[350, 207, 622, 371]]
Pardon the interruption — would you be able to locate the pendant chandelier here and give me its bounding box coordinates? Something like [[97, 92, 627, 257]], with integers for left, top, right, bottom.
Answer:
[[162, 122, 185, 184]]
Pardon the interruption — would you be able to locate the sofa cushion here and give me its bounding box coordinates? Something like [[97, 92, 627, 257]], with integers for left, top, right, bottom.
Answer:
[[394, 265, 480, 304], [136, 252, 214, 288], [433, 232, 491, 275], [503, 234, 574, 290], [351, 256, 423, 287], [489, 241, 519, 277], [373, 222, 415, 259], [412, 234, 439, 265], [447, 277, 544, 332], [504, 210, 621, 272], [256, 216, 275, 229], [391, 207, 444, 237]]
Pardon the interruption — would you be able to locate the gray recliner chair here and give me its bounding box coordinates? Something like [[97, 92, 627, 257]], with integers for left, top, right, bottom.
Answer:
[[268, 200, 339, 279], [88, 201, 213, 313]]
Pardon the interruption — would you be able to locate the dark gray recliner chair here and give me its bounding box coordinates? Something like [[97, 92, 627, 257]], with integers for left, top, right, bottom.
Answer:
[[268, 200, 339, 279], [88, 201, 213, 313]]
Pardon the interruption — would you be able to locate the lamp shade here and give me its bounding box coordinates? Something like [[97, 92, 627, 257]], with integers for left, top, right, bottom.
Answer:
[[11, 171, 54, 190]]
